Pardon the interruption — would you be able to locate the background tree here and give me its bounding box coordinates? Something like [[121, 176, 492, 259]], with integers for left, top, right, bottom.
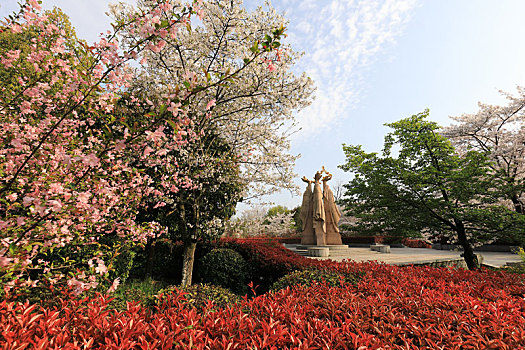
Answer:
[[331, 180, 346, 204], [264, 205, 289, 221], [443, 87, 525, 216], [339, 110, 521, 269], [112, 0, 314, 285]]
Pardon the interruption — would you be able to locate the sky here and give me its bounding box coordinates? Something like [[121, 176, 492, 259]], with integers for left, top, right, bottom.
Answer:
[[3, 0, 525, 213]]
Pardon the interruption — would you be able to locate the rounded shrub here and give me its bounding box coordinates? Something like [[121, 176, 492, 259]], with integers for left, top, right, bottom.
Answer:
[[156, 283, 240, 311], [199, 248, 248, 294], [271, 268, 361, 292]]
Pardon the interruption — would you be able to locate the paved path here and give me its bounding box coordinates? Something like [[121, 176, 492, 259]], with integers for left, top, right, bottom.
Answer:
[[305, 247, 522, 267]]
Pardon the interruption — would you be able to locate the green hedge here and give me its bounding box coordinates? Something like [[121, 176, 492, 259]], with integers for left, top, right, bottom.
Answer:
[[156, 283, 240, 311], [271, 268, 362, 292]]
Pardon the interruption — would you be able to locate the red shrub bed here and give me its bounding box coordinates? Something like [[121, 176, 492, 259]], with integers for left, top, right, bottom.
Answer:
[[3, 238, 525, 349], [401, 238, 432, 248], [2, 262, 525, 349]]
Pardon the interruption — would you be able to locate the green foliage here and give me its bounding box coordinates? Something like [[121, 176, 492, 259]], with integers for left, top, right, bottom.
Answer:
[[156, 283, 240, 311], [266, 205, 290, 218], [109, 246, 136, 284], [290, 206, 302, 232], [135, 130, 244, 247], [199, 248, 248, 294], [108, 278, 169, 311], [505, 248, 525, 274], [271, 268, 362, 292], [129, 240, 184, 281]]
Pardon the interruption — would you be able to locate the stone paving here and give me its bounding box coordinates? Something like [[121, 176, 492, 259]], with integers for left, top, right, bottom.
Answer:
[[297, 246, 522, 267]]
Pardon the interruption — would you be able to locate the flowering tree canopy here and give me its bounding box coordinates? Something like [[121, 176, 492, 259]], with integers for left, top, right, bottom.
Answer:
[[443, 87, 525, 215], [113, 0, 315, 200]]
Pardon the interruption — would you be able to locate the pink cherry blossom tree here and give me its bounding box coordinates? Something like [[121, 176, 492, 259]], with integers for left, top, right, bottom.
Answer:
[[0, 0, 211, 295]]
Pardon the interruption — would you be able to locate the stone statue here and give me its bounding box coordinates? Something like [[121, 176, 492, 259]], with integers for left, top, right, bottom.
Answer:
[[312, 171, 326, 246], [299, 176, 315, 245], [299, 167, 342, 246], [322, 173, 343, 245]]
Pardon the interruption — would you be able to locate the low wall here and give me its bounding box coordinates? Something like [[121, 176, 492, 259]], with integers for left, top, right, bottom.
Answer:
[[395, 258, 467, 269], [433, 243, 521, 252], [396, 254, 484, 269]]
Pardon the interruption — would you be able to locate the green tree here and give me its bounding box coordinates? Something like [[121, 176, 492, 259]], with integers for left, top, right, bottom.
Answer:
[[0, 7, 93, 101], [339, 110, 521, 269], [135, 127, 244, 280]]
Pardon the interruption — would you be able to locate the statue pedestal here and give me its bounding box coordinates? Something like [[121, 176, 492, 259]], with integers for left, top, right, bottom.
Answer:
[[292, 244, 352, 257], [307, 247, 330, 257], [370, 244, 391, 253]]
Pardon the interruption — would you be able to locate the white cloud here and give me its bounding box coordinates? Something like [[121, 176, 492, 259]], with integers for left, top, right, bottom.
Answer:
[[0, 0, 417, 142], [280, 0, 418, 140]]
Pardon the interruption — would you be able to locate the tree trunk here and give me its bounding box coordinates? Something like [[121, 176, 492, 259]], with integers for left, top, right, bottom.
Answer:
[[511, 194, 524, 214], [180, 240, 197, 287], [455, 219, 479, 269]]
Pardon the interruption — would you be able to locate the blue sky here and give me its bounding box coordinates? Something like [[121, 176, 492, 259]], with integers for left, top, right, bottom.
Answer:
[[2, 0, 525, 212]]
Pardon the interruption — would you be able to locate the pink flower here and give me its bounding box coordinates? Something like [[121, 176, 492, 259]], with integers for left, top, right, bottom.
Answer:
[[10, 138, 24, 150], [106, 277, 120, 293], [0, 256, 13, 268], [77, 192, 91, 204], [67, 277, 86, 296], [145, 127, 166, 143], [95, 259, 107, 275], [23, 196, 34, 207], [28, 0, 42, 11], [6, 193, 18, 202], [1, 50, 21, 68], [206, 99, 216, 110], [115, 140, 126, 151], [144, 146, 154, 156], [82, 153, 100, 167], [20, 101, 35, 115], [48, 199, 63, 212], [49, 183, 64, 194]]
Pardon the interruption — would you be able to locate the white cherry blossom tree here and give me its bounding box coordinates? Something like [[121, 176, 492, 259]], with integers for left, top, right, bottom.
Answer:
[[443, 87, 525, 215], [111, 0, 314, 285]]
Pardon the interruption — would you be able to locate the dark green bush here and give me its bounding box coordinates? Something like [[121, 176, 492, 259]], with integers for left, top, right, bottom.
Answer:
[[156, 283, 240, 311], [271, 268, 361, 292], [199, 248, 248, 294]]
